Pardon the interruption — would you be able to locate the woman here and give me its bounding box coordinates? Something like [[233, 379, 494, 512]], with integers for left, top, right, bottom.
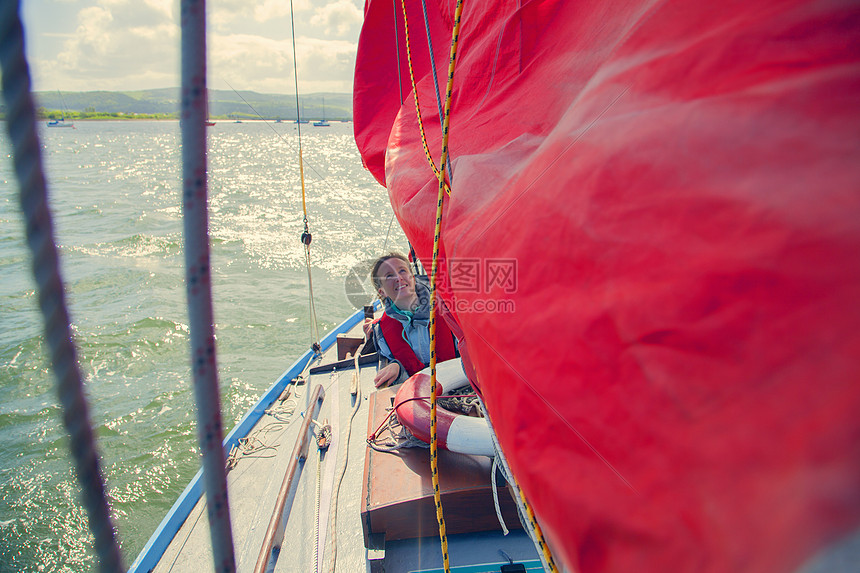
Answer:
[[365, 253, 458, 387]]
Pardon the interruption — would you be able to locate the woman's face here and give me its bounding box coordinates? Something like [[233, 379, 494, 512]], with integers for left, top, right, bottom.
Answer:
[[376, 258, 416, 308]]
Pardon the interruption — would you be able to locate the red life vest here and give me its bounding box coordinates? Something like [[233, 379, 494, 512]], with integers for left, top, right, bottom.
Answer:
[[377, 312, 458, 376]]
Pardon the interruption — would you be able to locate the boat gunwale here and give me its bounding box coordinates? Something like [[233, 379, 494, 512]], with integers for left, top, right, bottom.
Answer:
[[128, 302, 377, 573]]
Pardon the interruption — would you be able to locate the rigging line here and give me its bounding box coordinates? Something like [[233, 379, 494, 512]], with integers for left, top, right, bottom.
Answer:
[[180, 1, 237, 569], [474, 0, 520, 113], [426, 1, 466, 571], [515, 473, 560, 572], [381, 211, 397, 254], [392, 0, 405, 104], [399, 0, 452, 194], [473, 13, 506, 112], [0, 4, 124, 570], [288, 0, 323, 350], [219, 80, 392, 248], [305, 243, 321, 347], [288, 0, 308, 226], [419, 0, 454, 184], [313, 451, 323, 573]]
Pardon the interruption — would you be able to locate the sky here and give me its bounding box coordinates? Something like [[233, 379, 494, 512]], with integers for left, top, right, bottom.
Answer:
[[20, 0, 365, 95]]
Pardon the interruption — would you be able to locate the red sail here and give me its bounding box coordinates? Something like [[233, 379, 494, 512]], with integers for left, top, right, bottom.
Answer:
[[354, 1, 860, 571]]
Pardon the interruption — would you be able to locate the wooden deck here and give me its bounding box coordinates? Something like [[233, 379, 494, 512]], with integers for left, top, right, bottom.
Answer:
[[362, 386, 521, 543], [152, 316, 541, 572]]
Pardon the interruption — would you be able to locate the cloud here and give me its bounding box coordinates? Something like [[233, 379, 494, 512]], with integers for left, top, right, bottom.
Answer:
[[310, 0, 363, 38], [27, 0, 363, 94], [33, 0, 178, 90], [209, 34, 356, 94], [252, 0, 294, 23], [208, 0, 312, 29], [209, 34, 294, 91]]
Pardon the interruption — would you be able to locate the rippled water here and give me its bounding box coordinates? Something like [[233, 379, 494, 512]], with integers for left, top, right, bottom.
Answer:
[[0, 120, 405, 571]]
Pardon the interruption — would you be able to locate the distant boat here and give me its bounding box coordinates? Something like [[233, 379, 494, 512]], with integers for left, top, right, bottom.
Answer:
[[46, 90, 75, 128], [295, 102, 309, 124], [46, 118, 74, 128], [205, 89, 216, 126], [314, 97, 330, 127]]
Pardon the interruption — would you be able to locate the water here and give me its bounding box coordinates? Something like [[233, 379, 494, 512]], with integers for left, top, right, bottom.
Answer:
[[0, 120, 406, 571]]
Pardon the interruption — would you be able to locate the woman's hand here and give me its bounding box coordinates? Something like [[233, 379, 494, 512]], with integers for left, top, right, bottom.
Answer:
[[362, 318, 374, 339], [374, 362, 400, 388]]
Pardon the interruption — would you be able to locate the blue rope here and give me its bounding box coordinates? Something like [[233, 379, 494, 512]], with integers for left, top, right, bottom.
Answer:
[[419, 0, 455, 184], [0, 2, 123, 571]]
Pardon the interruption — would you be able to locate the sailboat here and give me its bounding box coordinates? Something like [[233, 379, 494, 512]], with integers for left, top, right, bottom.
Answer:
[[205, 88, 216, 126], [46, 90, 75, 128], [295, 101, 309, 124], [313, 96, 330, 126], [4, 1, 859, 572]]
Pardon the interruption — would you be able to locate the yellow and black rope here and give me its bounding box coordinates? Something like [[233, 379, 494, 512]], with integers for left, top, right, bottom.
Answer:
[[399, 0, 559, 571], [414, 0, 466, 570], [397, 0, 465, 569], [516, 475, 559, 572]]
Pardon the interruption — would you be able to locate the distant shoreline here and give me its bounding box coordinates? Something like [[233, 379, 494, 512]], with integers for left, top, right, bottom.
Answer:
[[14, 110, 351, 122], [32, 118, 353, 123], [1, 117, 354, 123], [23, 89, 353, 122], [28, 110, 178, 121]]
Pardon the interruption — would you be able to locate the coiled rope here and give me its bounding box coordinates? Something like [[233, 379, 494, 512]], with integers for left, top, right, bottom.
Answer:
[[0, 3, 124, 570]]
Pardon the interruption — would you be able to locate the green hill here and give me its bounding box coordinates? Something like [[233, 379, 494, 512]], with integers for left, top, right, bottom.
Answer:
[[29, 89, 352, 121]]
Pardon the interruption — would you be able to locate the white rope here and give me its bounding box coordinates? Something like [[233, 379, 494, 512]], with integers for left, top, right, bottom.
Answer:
[[325, 361, 365, 572], [225, 423, 287, 471], [266, 399, 299, 422], [368, 433, 430, 452], [314, 452, 323, 573], [304, 242, 322, 351], [180, 0, 236, 568], [491, 455, 510, 536], [479, 394, 557, 573], [288, 0, 322, 353], [0, 3, 124, 570], [367, 412, 431, 452]]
